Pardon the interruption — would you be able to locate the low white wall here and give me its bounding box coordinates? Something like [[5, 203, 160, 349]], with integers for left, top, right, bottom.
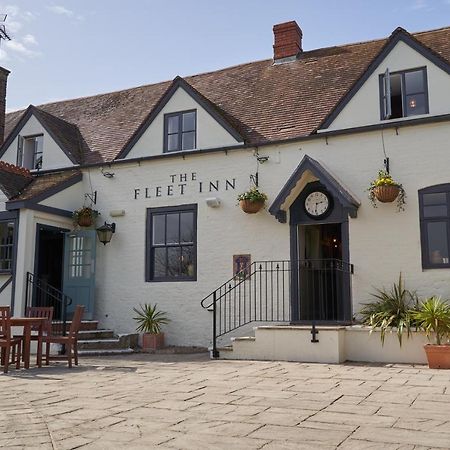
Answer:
[[223, 325, 429, 364]]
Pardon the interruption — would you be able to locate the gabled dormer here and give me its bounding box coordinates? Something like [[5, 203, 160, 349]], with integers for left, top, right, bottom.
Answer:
[[318, 28, 450, 132], [117, 76, 244, 160], [0, 106, 85, 171]]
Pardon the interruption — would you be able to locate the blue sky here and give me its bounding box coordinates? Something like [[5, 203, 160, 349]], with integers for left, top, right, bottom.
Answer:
[[1, 0, 449, 111]]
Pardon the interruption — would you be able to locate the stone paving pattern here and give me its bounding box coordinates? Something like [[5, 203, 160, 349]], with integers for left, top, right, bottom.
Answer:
[[1, 354, 450, 449]]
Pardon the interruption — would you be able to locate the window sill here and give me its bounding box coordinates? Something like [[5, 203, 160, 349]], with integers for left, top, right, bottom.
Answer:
[[381, 113, 430, 124], [146, 277, 197, 283], [0, 270, 12, 275]]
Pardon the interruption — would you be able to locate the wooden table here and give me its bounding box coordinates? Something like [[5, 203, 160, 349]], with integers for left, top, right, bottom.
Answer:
[[11, 317, 47, 369]]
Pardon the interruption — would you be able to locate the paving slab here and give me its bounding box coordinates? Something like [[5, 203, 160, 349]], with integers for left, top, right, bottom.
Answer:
[[0, 353, 449, 449]]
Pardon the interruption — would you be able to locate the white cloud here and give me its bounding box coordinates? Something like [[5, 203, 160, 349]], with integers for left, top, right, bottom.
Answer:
[[47, 5, 74, 17], [22, 34, 37, 45], [410, 0, 433, 10], [4, 39, 40, 57], [0, 48, 8, 62]]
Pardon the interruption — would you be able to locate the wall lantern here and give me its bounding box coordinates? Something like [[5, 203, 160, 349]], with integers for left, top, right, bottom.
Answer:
[[96, 222, 116, 245]]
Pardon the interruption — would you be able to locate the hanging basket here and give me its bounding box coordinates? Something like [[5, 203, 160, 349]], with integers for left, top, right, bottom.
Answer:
[[77, 215, 94, 227], [239, 199, 265, 214], [373, 185, 400, 203]]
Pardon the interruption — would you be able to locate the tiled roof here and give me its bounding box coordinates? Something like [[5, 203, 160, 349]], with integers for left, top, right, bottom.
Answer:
[[0, 161, 32, 199], [4, 26, 450, 165], [10, 169, 81, 201]]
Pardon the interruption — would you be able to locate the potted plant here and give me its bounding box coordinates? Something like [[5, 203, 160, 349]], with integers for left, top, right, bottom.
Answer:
[[368, 170, 406, 211], [359, 274, 418, 346], [73, 206, 100, 227], [133, 303, 170, 351], [412, 297, 450, 369], [237, 187, 268, 214]]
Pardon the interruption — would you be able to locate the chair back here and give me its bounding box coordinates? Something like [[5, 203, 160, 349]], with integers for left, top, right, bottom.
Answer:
[[26, 307, 54, 334], [68, 305, 85, 338], [0, 306, 11, 340]]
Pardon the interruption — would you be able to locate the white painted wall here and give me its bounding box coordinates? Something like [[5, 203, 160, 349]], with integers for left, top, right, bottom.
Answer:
[[0, 114, 74, 171], [65, 120, 450, 347], [0, 274, 12, 306], [324, 40, 450, 131], [124, 86, 242, 159], [39, 179, 84, 211]]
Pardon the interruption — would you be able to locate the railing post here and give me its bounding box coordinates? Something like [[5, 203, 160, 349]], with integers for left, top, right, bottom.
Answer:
[[212, 290, 219, 358], [62, 296, 67, 338]]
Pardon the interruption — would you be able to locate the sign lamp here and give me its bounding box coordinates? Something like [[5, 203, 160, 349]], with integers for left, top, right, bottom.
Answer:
[[96, 222, 116, 245]]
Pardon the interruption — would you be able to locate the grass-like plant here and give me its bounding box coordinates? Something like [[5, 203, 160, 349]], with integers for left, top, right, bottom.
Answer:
[[412, 297, 450, 345], [359, 274, 418, 346], [133, 303, 170, 334]]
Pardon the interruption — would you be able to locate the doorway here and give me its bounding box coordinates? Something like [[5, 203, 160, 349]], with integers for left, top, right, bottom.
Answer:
[[34, 224, 69, 317], [297, 223, 348, 322]]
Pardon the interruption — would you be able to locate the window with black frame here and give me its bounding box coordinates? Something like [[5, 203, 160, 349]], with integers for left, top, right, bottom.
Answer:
[[419, 185, 450, 269], [0, 221, 15, 271], [164, 110, 196, 152], [146, 205, 197, 281], [380, 67, 429, 120]]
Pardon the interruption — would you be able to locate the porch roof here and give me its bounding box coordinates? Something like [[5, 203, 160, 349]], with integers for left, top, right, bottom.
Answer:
[[268, 155, 360, 223]]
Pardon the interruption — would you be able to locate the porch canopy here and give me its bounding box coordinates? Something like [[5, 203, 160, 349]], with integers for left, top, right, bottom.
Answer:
[[268, 155, 360, 223]]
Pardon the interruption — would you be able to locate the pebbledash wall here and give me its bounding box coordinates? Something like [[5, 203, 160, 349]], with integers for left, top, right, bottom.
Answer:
[[5, 119, 442, 347]]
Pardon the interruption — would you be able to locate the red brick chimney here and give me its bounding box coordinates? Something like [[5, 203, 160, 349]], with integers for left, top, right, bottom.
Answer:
[[273, 21, 303, 62]]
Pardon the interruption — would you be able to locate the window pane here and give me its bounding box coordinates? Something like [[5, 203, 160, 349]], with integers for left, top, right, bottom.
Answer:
[[167, 134, 179, 152], [167, 115, 179, 134], [406, 93, 427, 116], [153, 248, 166, 278], [182, 112, 196, 132], [181, 246, 195, 277], [423, 193, 446, 206], [405, 70, 425, 94], [167, 247, 181, 277], [182, 131, 196, 150], [180, 212, 194, 243], [166, 213, 179, 244], [427, 222, 449, 265], [424, 205, 448, 218], [152, 215, 165, 245]]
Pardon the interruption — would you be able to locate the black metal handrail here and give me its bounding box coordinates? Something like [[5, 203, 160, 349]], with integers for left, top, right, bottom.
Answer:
[[25, 272, 73, 336], [201, 259, 354, 357]]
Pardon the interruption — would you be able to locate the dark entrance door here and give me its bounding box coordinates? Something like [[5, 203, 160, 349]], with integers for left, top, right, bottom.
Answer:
[[290, 181, 352, 323], [34, 224, 69, 317], [297, 223, 345, 321]]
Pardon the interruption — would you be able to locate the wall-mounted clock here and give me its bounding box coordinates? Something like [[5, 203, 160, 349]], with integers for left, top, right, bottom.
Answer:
[[304, 189, 333, 219]]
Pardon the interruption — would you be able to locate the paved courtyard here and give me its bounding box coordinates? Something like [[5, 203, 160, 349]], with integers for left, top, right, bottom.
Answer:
[[1, 354, 450, 449]]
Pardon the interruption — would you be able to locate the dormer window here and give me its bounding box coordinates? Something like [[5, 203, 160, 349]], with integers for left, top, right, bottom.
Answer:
[[380, 67, 428, 120], [17, 134, 44, 170], [164, 110, 196, 153]]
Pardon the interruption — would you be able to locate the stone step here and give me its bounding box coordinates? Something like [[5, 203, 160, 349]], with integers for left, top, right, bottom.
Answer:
[[78, 329, 115, 340], [78, 348, 134, 357], [77, 338, 122, 351], [52, 320, 99, 332]]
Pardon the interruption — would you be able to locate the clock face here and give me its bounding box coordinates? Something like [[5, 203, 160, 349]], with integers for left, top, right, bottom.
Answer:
[[304, 191, 331, 218]]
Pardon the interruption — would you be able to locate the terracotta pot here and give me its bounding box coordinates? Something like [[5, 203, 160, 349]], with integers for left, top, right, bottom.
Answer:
[[142, 332, 165, 350], [77, 215, 93, 227], [239, 199, 265, 214], [373, 185, 400, 203], [424, 344, 450, 369]]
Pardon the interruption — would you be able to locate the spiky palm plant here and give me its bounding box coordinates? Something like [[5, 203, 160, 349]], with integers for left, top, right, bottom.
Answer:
[[133, 303, 169, 334], [412, 297, 450, 345], [359, 274, 418, 346]]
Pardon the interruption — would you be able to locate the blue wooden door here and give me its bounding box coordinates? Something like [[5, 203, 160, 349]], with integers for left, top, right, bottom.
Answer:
[[63, 230, 96, 320]]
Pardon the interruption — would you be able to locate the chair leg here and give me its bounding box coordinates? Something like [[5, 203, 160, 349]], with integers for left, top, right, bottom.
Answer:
[[16, 342, 21, 370], [46, 341, 50, 365], [66, 342, 72, 368], [74, 339, 78, 366], [4, 345, 10, 373]]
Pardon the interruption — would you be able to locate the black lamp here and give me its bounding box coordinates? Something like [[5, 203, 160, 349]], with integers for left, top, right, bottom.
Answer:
[[96, 222, 116, 245]]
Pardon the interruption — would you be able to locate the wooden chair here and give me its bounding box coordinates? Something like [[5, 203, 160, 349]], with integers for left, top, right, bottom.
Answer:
[[45, 305, 84, 368], [0, 306, 22, 373], [16, 307, 54, 364]]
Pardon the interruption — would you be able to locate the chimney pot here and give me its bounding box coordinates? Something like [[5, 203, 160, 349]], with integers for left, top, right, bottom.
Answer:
[[273, 21, 303, 62]]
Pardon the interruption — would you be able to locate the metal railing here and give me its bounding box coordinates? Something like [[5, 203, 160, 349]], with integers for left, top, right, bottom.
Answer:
[[201, 259, 354, 357], [25, 272, 73, 336]]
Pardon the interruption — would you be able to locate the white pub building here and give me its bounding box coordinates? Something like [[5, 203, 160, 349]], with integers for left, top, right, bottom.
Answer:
[[0, 21, 450, 363]]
